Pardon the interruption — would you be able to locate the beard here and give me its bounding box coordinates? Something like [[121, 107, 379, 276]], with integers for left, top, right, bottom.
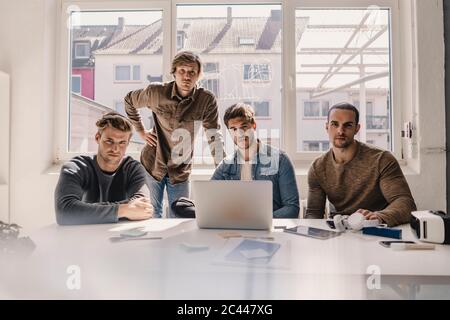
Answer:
[[333, 136, 353, 149]]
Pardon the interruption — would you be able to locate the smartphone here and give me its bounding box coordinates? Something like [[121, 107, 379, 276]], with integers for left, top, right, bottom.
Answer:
[[379, 240, 415, 248]]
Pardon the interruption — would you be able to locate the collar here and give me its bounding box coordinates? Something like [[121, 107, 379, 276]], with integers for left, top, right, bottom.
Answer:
[[170, 81, 197, 102], [232, 140, 273, 165]]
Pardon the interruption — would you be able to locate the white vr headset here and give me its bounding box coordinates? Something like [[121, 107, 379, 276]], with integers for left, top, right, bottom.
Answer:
[[410, 210, 450, 244], [333, 212, 380, 232]]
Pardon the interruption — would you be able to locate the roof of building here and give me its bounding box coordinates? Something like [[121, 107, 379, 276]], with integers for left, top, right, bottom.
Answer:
[[72, 11, 308, 59]]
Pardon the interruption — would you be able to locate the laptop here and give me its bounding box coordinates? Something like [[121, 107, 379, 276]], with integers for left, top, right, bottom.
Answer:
[[192, 180, 273, 230]]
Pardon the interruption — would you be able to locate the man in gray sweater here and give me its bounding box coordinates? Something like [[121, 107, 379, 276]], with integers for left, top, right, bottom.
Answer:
[[306, 102, 416, 227], [55, 112, 153, 225]]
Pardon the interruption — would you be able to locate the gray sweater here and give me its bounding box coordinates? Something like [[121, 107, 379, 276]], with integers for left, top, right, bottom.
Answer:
[[55, 155, 149, 225]]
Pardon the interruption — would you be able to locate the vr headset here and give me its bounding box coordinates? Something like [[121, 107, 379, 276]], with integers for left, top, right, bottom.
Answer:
[[410, 210, 450, 244]]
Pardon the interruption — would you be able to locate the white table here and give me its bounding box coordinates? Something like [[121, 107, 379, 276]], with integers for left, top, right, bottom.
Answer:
[[1, 219, 450, 299]]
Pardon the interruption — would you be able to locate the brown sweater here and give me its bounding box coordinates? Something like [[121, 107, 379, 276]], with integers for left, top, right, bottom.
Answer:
[[306, 141, 416, 226]]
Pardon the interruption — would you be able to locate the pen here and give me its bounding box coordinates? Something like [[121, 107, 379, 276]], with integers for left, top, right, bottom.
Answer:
[[390, 243, 435, 250]]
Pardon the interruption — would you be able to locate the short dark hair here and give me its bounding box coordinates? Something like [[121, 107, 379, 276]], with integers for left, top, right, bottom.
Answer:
[[327, 102, 360, 125], [96, 112, 133, 135], [223, 103, 255, 128], [171, 51, 202, 75]]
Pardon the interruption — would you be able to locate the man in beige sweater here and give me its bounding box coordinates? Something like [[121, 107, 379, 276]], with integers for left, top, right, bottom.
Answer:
[[306, 102, 416, 227]]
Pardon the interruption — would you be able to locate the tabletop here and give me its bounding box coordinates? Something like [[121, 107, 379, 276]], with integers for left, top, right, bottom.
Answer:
[[1, 219, 450, 299]]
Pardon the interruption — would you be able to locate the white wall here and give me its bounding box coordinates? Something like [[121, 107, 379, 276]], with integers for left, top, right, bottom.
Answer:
[[0, 0, 58, 228], [403, 0, 446, 211], [0, 71, 10, 222], [0, 0, 446, 228]]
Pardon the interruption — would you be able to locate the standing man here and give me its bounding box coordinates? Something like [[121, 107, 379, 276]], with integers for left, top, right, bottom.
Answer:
[[55, 112, 153, 225], [212, 103, 299, 218], [306, 102, 416, 226], [125, 51, 225, 218]]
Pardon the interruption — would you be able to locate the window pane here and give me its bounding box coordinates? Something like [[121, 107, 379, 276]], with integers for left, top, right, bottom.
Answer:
[[132, 65, 140, 80], [115, 66, 130, 81], [304, 101, 320, 117], [244, 100, 270, 117], [199, 78, 219, 97], [71, 76, 81, 94], [254, 101, 270, 117], [321, 101, 329, 117], [75, 43, 89, 58], [296, 8, 392, 152], [177, 4, 282, 158], [204, 62, 219, 73], [69, 10, 163, 153]]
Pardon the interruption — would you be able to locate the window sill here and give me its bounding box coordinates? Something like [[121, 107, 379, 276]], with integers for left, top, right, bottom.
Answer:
[[45, 159, 419, 178]]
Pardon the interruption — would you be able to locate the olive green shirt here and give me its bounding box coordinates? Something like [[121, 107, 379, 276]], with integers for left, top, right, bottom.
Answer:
[[306, 141, 417, 227], [125, 81, 225, 184]]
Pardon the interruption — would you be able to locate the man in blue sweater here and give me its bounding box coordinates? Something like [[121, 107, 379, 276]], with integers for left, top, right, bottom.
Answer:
[[55, 112, 152, 225], [212, 103, 299, 218]]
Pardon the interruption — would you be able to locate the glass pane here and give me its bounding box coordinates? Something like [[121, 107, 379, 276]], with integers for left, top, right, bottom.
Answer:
[[75, 43, 89, 57], [255, 101, 270, 117], [116, 65, 130, 81], [304, 101, 320, 117], [132, 65, 140, 80], [296, 8, 392, 152], [69, 10, 163, 153], [71, 76, 81, 94], [177, 4, 282, 158]]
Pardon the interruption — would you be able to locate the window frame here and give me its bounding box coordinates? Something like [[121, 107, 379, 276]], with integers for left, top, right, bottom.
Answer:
[[113, 64, 142, 83], [244, 100, 272, 119], [302, 100, 329, 119], [56, 0, 401, 167], [74, 42, 90, 59], [242, 63, 271, 82], [285, 0, 401, 162], [56, 0, 171, 161]]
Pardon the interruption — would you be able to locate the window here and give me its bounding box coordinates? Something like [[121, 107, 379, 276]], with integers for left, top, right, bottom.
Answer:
[[74, 42, 90, 59], [203, 63, 219, 74], [66, 10, 163, 153], [115, 101, 155, 144], [296, 8, 392, 153], [115, 65, 141, 82], [303, 141, 330, 152], [177, 31, 185, 50], [239, 37, 255, 45], [59, 1, 399, 164], [177, 4, 282, 158], [199, 78, 219, 97], [304, 100, 329, 118], [71, 75, 81, 94], [147, 74, 163, 82], [243, 64, 270, 81], [245, 101, 270, 118]]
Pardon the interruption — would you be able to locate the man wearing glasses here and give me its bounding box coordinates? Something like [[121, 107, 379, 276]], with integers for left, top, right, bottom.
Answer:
[[125, 51, 225, 218], [306, 102, 416, 226]]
